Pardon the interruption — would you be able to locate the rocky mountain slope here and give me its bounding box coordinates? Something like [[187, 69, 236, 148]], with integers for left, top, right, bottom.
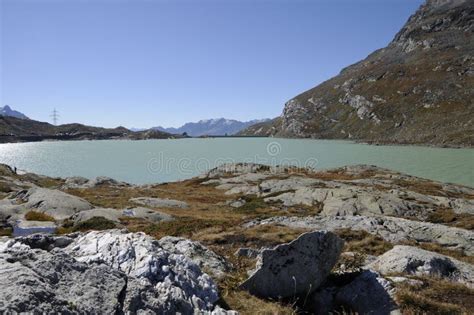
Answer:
[[155, 118, 269, 137], [241, 0, 473, 146], [0, 162, 473, 313], [0, 105, 29, 120], [0, 115, 176, 143]]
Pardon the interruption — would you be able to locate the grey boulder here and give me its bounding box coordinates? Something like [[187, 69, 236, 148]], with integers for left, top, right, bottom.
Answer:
[[240, 231, 344, 299]]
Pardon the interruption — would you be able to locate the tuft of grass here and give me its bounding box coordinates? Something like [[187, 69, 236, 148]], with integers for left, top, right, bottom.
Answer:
[[237, 195, 268, 213], [24, 210, 55, 222], [334, 228, 393, 256], [72, 216, 116, 232], [135, 217, 231, 240], [427, 208, 474, 230], [0, 182, 13, 193], [0, 227, 13, 236], [396, 276, 474, 315]]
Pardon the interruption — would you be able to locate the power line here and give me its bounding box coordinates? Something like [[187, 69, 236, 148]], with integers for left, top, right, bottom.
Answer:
[[50, 108, 60, 125]]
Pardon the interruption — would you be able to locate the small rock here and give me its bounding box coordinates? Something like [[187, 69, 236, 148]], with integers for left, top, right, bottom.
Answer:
[[227, 199, 246, 208], [234, 247, 262, 259], [387, 276, 424, 287]]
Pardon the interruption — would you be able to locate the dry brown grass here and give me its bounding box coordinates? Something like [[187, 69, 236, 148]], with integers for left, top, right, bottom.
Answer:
[[427, 208, 474, 230], [0, 181, 13, 193], [395, 276, 474, 315], [394, 178, 473, 200], [219, 290, 296, 315], [334, 228, 393, 256], [0, 227, 12, 236], [24, 210, 55, 222]]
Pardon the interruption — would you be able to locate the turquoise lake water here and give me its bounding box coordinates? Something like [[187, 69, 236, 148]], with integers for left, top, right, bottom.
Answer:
[[0, 138, 472, 187]]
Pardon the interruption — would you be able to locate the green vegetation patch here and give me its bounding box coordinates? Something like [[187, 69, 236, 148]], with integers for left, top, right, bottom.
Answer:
[[24, 210, 55, 222], [72, 216, 116, 232]]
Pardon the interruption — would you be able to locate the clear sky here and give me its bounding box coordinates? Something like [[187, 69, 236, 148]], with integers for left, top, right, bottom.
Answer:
[[1, 0, 424, 128]]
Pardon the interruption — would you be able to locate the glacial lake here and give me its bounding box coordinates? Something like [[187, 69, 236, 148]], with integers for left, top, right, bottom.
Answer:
[[0, 138, 472, 187]]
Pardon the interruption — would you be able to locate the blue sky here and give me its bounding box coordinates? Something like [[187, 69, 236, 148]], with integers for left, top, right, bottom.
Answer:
[[1, 0, 424, 128]]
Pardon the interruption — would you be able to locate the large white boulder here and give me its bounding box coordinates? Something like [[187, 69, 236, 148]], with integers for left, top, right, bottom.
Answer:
[[0, 230, 226, 314]]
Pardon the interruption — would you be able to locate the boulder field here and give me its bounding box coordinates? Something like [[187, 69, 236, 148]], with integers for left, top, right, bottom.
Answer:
[[0, 162, 473, 314]]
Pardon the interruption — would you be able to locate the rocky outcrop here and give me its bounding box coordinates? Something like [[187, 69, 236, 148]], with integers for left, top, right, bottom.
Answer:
[[240, 231, 344, 299], [245, 215, 474, 256], [0, 240, 127, 313], [204, 164, 474, 220], [63, 176, 131, 189], [130, 197, 189, 209], [369, 245, 474, 288], [0, 230, 226, 313], [240, 0, 474, 147]]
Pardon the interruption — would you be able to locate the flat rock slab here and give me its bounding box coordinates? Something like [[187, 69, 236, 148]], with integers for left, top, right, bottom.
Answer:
[[15, 187, 92, 220], [130, 197, 189, 209], [368, 245, 474, 288], [72, 207, 173, 224], [240, 231, 344, 299]]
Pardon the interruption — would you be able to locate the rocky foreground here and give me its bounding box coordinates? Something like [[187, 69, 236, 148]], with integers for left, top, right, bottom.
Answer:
[[0, 163, 473, 314]]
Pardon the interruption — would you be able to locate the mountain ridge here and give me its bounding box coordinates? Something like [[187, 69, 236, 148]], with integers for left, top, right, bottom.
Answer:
[[240, 0, 473, 147], [0, 105, 29, 120], [0, 115, 177, 143], [153, 118, 270, 137]]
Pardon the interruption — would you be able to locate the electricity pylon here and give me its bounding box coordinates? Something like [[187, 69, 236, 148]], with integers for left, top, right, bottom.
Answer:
[[50, 108, 60, 125]]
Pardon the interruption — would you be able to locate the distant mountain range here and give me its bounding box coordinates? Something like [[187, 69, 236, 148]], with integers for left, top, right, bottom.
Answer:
[[0, 105, 29, 120], [152, 118, 270, 137]]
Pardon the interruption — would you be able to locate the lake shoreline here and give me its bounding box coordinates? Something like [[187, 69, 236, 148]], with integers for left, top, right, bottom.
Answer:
[[1, 134, 473, 149], [1, 138, 472, 187]]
